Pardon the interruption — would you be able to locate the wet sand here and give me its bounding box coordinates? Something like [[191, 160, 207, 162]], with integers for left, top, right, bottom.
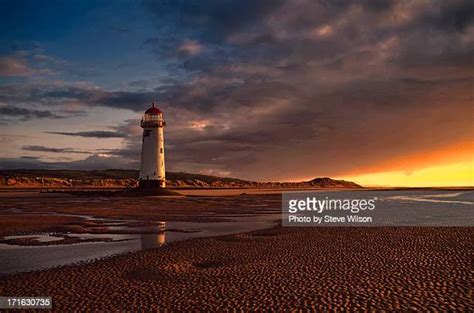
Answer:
[[0, 226, 471, 311], [0, 191, 472, 311], [0, 192, 281, 236]]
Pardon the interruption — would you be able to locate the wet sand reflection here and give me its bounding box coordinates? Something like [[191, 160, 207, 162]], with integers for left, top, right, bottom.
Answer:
[[140, 223, 166, 249]]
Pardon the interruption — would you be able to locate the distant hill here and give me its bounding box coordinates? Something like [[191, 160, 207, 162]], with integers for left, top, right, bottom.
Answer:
[[0, 169, 362, 189], [307, 177, 362, 188]]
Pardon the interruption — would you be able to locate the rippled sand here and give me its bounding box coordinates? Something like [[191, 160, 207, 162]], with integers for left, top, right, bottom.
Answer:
[[0, 191, 472, 310], [1, 226, 471, 311]]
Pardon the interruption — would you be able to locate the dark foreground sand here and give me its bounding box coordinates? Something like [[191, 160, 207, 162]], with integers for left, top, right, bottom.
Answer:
[[0, 191, 472, 311], [1, 226, 472, 311]]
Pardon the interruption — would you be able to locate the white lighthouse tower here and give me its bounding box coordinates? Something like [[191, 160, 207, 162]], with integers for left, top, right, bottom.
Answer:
[[139, 101, 166, 189]]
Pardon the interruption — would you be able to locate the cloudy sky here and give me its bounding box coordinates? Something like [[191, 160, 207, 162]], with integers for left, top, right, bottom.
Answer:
[[0, 0, 472, 186]]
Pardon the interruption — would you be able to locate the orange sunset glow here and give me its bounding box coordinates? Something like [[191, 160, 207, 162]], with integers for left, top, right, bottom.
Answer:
[[338, 142, 474, 187]]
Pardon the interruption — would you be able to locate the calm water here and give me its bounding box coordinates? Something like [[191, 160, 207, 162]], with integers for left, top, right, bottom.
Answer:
[[0, 190, 472, 275], [0, 214, 280, 275]]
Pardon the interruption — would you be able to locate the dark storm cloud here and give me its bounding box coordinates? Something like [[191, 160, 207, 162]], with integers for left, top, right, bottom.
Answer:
[[0, 84, 156, 112], [127, 79, 156, 89], [143, 0, 474, 72], [137, 0, 474, 179], [1, 0, 473, 180], [0, 105, 64, 120], [143, 0, 285, 42], [418, 0, 474, 32], [95, 90, 157, 111], [45, 131, 128, 138], [22, 145, 94, 155]]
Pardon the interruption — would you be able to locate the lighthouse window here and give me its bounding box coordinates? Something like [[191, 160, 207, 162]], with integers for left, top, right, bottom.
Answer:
[[160, 148, 163, 153], [146, 115, 159, 121]]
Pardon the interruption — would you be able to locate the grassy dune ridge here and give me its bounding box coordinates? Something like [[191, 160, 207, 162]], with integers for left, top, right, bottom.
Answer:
[[0, 169, 361, 189]]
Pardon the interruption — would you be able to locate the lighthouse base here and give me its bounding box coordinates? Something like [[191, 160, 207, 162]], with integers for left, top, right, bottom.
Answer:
[[138, 179, 166, 189], [134, 180, 181, 196]]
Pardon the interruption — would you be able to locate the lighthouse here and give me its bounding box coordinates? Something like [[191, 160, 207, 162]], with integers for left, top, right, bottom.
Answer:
[[139, 101, 166, 189]]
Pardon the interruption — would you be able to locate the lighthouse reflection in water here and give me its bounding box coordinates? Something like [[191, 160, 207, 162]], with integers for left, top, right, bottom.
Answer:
[[140, 222, 166, 249]]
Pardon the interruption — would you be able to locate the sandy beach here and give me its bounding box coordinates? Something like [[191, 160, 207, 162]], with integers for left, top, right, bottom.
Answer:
[[1, 226, 472, 311], [0, 191, 472, 311]]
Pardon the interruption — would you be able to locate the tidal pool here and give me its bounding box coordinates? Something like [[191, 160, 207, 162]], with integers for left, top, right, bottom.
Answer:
[[0, 214, 281, 275]]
